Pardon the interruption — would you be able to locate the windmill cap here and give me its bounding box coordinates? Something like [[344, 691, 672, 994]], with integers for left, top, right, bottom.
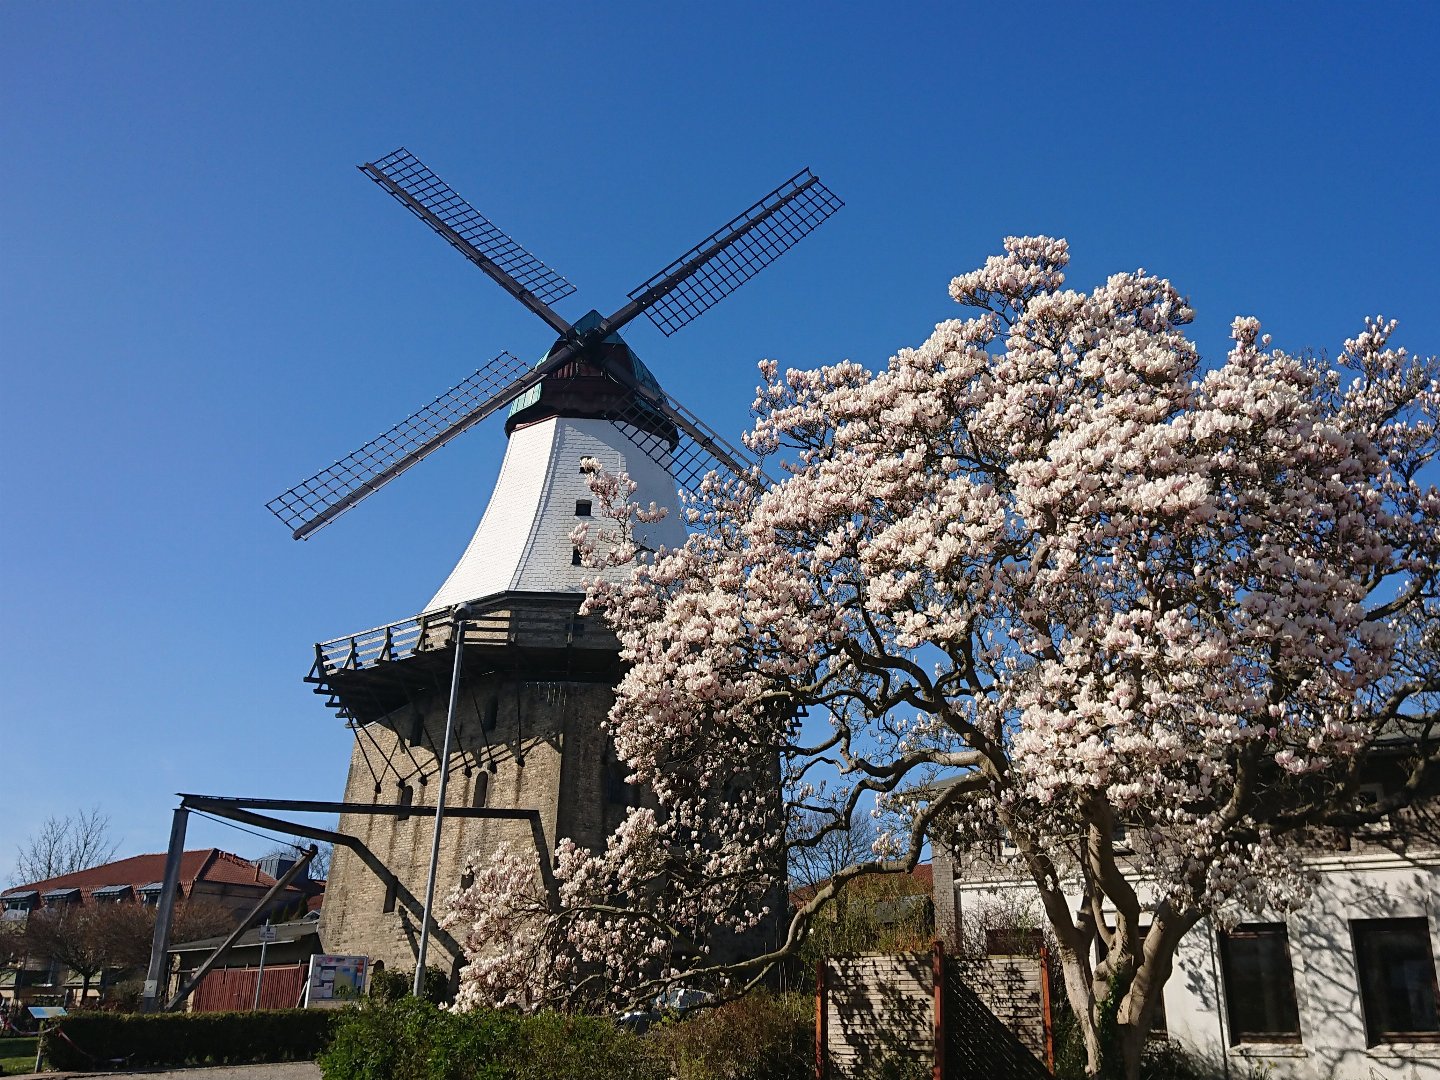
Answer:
[[503, 310, 676, 446]]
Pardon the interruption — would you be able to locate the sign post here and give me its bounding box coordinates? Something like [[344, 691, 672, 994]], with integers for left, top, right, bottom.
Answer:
[[28, 1006, 67, 1072], [253, 921, 278, 1010]]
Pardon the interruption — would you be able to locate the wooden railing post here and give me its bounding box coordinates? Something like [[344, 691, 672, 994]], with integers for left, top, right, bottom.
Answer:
[[1039, 944, 1055, 1073], [933, 939, 946, 1080], [815, 958, 827, 1080]]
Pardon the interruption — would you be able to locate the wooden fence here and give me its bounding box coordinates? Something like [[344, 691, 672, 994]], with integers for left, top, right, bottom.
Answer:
[[190, 964, 308, 1013], [817, 943, 1052, 1080]]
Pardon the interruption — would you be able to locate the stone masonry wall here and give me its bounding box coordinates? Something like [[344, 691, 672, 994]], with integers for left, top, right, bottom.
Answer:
[[319, 669, 621, 977]]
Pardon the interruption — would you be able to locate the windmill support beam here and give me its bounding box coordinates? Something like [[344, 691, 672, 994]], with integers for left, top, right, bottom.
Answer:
[[138, 794, 554, 1009]]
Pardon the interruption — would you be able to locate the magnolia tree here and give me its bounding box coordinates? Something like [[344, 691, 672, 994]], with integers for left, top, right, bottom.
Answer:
[[443, 237, 1439, 1078]]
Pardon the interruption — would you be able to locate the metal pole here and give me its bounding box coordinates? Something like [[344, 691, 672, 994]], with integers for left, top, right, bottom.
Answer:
[[141, 807, 189, 1013], [253, 932, 269, 1010], [415, 606, 468, 995]]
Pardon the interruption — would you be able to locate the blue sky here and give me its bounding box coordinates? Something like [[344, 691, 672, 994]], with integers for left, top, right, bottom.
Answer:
[[3, 2, 1437, 880]]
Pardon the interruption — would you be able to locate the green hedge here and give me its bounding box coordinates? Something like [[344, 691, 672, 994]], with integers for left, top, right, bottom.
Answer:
[[649, 992, 813, 1080], [320, 993, 813, 1080], [41, 1008, 340, 1071], [320, 997, 668, 1080]]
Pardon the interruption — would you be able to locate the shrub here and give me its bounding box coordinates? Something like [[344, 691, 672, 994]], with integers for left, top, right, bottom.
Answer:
[[41, 1008, 339, 1071], [320, 992, 813, 1080], [509, 1011, 665, 1080], [370, 965, 451, 1005], [648, 991, 813, 1080], [321, 999, 664, 1080], [321, 996, 516, 1080]]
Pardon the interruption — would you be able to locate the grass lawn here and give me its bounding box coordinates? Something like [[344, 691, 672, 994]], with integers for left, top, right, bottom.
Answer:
[[0, 1035, 39, 1074]]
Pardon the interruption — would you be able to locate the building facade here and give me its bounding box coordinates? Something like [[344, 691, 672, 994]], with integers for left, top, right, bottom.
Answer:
[[1, 849, 307, 1007], [931, 761, 1440, 1080]]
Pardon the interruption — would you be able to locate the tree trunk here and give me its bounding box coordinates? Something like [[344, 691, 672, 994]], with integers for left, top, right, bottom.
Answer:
[[1052, 942, 1106, 1077]]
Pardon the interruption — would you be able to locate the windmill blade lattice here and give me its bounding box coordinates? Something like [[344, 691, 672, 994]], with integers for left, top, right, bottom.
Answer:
[[267, 351, 533, 539], [606, 386, 761, 499], [626, 169, 844, 337], [364, 148, 577, 310]]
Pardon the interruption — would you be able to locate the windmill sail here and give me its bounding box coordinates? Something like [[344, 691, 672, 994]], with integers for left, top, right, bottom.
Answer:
[[270, 156, 839, 541], [621, 169, 844, 337], [362, 148, 576, 334], [607, 384, 760, 498], [267, 351, 535, 539]]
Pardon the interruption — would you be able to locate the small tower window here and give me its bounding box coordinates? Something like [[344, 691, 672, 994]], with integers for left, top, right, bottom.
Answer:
[[472, 771, 489, 809], [571, 547, 583, 566], [575, 499, 592, 517], [397, 783, 414, 821]]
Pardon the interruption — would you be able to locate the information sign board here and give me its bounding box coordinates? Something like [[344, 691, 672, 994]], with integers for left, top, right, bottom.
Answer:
[[303, 953, 369, 1007]]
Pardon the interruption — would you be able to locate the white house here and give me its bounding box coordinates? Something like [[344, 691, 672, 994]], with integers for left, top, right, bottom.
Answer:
[[933, 798, 1440, 1079]]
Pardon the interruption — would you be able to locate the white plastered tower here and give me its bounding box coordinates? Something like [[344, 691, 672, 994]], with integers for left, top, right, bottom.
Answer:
[[426, 414, 686, 611]]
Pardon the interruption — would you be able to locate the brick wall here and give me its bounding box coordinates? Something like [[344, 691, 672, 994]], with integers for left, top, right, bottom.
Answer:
[[319, 648, 621, 976]]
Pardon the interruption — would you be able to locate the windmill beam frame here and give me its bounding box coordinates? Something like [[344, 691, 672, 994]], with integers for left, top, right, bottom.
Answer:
[[360, 162, 575, 337], [289, 339, 588, 540], [602, 174, 823, 338]]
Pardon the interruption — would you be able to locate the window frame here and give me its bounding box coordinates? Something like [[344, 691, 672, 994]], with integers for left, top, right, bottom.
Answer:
[[1217, 922, 1303, 1045], [1352, 917, 1440, 1045]]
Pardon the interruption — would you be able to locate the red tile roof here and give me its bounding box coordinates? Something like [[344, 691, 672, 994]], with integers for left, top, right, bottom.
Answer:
[[2, 849, 290, 900]]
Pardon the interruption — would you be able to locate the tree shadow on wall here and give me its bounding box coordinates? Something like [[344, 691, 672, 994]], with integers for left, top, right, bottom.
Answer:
[[827, 954, 934, 1080]]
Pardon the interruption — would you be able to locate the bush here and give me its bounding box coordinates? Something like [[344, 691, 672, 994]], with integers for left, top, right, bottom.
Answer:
[[320, 998, 665, 1080], [509, 1011, 665, 1080], [648, 992, 813, 1080], [370, 965, 451, 1005], [320, 992, 813, 1080], [321, 997, 516, 1080], [41, 1008, 339, 1071]]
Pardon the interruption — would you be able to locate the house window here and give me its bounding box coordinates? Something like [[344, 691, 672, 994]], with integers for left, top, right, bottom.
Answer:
[[1353, 918, 1440, 1043], [1, 892, 37, 922], [571, 547, 583, 566], [1218, 923, 1301, 1043], [575, 499, 592, 517]]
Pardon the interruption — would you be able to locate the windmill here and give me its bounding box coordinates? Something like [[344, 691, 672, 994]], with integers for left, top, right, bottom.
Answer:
[[275, 149, 842, 982], [267, 147, 843, 545]]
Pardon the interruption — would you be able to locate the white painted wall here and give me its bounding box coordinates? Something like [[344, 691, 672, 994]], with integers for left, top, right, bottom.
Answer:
[[1165, 854, 1440, 1080], [949, 853, 1440, 1080], [425, 415, 689, 612]]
